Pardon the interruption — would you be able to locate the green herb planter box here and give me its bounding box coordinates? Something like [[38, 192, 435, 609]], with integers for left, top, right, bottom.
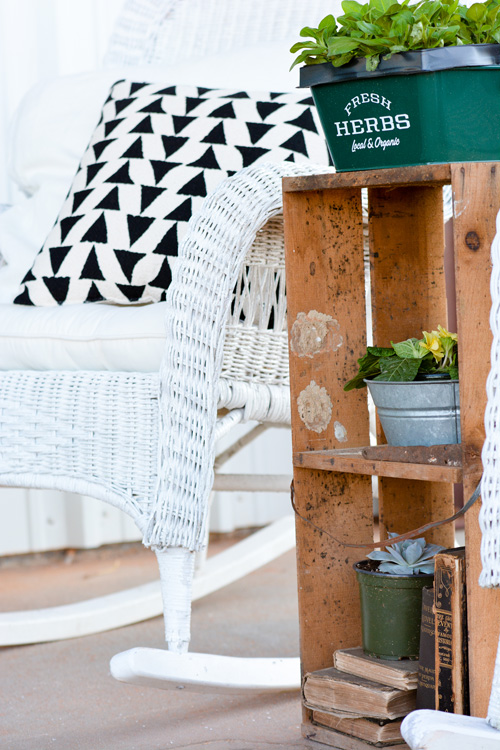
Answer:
[[355, 560, 434, 660], [300, 44, 500, 172]]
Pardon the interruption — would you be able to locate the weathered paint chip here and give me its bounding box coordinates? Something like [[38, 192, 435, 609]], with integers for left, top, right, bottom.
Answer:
[[290, 310, 343, 358], [334, 421, 348, 443], [297, 380, 332, 433]]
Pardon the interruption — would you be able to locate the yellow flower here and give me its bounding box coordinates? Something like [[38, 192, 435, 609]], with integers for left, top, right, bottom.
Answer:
[[420, 330, 444, 362], [437, 325, 457, 342]]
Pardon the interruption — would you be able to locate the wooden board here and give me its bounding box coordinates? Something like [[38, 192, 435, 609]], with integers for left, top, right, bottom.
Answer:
[[451, 161, 500, 716], [283, 186, 373, 688], [368, 184, 455, 549], [294, 449, 462, 483], [282, 163, 451, 193]]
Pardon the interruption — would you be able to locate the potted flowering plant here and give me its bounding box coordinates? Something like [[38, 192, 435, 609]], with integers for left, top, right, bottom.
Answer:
[[344, 325, 460, 446], [290, 0, 500, 171], [355, 533, 444, 659]]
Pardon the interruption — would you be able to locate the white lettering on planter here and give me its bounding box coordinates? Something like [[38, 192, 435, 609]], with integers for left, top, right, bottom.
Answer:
[[337, 91, 411, 156], [395, 113, 410, 129], [344, 92, 391, 116], [335, 114, 411, 137]]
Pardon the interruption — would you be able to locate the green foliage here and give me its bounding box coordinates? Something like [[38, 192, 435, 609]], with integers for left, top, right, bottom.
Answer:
[[367, 532, 444, 575], [290, 0, 500, 71], [343, 325, 458, 390]]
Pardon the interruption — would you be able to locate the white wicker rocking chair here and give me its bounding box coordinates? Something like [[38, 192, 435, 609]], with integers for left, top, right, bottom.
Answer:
[[401, 210, 500, 748], [0, 161, 329, 691], [0, 0, 336, 692]]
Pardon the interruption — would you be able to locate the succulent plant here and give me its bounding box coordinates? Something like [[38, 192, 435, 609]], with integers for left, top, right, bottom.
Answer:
[[367, 533, 444, 575]]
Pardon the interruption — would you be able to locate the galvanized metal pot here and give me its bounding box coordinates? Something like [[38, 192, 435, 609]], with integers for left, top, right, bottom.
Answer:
[[355, 560, 434, 660], [365, 378, 460, 447]]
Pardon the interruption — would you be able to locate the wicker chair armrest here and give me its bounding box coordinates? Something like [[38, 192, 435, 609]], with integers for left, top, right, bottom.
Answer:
[[145, 161, 332, 551]]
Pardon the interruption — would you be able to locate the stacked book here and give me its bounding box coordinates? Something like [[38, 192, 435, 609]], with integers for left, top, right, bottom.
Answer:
[[302, 647, 418, 749]]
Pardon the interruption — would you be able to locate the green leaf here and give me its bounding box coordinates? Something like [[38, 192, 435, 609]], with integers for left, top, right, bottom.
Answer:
[[341, 0, 365, 16], [318, 14, 336, 29], [367, 346, 394, 357], [467, 2, 488, 21], [327, 36, 362, 53], [375, 355, 421, 381], [391, 337, 426, 359]]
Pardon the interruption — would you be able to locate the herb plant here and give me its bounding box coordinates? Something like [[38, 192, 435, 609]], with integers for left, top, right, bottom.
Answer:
[[344, 325, 458, 391], [367, 532, 444, 575], [290, 0, 500, 72]]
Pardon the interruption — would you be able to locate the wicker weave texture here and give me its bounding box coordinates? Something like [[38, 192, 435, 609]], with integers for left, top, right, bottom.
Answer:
[[0, 370, 158, 529], [147, 161, 329, 550], [480, 209, 500, 588], [0, 162, 330, 554], [104, 0, 335, 67]]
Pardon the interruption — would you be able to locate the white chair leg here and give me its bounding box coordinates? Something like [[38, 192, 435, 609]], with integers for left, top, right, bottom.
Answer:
[[155, 546, 195, 653], [110, 516, 300, 692], [0, 516, 295, 646]]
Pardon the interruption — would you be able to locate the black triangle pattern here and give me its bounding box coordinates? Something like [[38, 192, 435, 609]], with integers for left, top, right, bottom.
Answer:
[[140, 97, 164, 114], [172, 115, 195, 134], [105, 162, 133, 184], [96, 186, 120, 211], [115, 97, 135, 115], [49, 246, 72, 275], [121, 137, 144, 159], [86, 162, 106, 186], [104, 118, 124, 137], [15, 80, 328, 307], [80, 247, 105, 280], [287, 108, 318, 133], [164, 198, 192, 222], [115, 249, 146, 282], [247, 122, 273, 145], [127, 214, 155, 245], [60, 215, 84, 242], [141, 186, 164, 213], [150, 160, 179, 184], [131, 115, 154, 134], [82, 213, 108, 243], [43, 276, 70, 304], [72, 189, 93, 212], [149, 257, 172, 289], [85, 282, 105, 302], [210, 102, 236, 119], [152, 225, 178, 256], [188, 146, 220, 170], [93, 139, 114, 160], [178, 172, 207, 198], [202, 122, 225, 145]]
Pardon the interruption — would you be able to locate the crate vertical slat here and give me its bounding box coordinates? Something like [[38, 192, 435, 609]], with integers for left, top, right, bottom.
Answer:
[[368, 184, 454, 549], [283, 186, 373, 689], [451, 161, 500, 716]]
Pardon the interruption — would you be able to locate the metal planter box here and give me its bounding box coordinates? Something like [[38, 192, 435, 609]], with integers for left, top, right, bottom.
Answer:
[[300, 44, 500, 172], [365, 378, 461, 447]]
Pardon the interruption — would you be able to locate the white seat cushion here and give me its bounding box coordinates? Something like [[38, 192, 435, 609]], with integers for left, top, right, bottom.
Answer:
[[0, 302, 165, 371]]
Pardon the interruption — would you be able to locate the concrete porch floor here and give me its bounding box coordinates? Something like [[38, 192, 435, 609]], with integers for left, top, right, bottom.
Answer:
[[0, 535, 316, 750]]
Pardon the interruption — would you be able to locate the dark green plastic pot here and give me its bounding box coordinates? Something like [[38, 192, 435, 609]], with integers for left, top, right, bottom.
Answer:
[[300, 44, 500, 172], [355, 560, 434, 660]]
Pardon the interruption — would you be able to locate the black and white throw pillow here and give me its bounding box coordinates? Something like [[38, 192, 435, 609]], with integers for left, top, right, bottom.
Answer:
[[14, 80, 329, 306]]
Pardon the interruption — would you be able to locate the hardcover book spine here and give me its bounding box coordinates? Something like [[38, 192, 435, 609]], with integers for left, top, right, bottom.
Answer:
[[434, 547, 469, 714], [416, 585, 435, 710]]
